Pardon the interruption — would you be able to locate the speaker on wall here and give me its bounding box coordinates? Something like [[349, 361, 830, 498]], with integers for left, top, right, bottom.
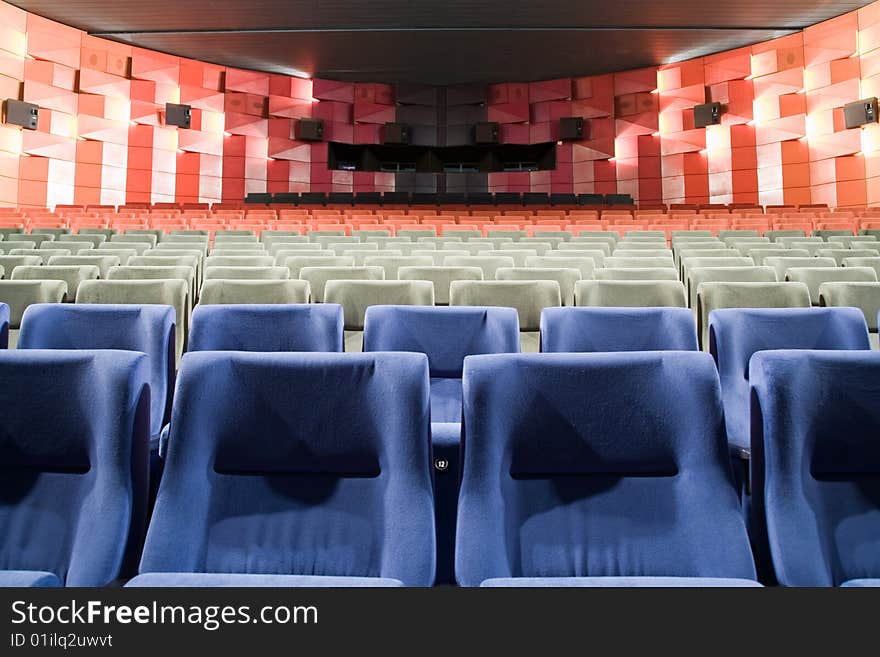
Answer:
[[559, 117, 585, 140], [384, 123, 411, 145], [165, 103, 191, 129], [474, 122, 500, 144], [295, 118, 324, 141], [844, 98, 878, 129], [693, 102, 722, 128], [4, 99, 38, 130]]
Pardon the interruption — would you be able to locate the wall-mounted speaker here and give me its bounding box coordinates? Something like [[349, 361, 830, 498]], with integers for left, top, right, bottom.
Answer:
[[4, 99, 38, 130], [474, 121, 500, 144], [295, 118, 324, 141], [165, 103, 191, 129], [844, 97, 878, 129], [693, 102, 722, 128], [559, 116, 585, 140], [384, 122, 411, 145]]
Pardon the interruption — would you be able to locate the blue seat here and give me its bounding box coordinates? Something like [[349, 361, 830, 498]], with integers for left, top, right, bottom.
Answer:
[[0, 350, 150, 586], [540, 307, 698, 352], [188, 304, 344, 352], [456, 352, 757, 587], [0, 302, 8, 349], [18, 304, 176, 441], [129, 351, 435, 587], [709, 307, 870, 451], [362, 305, 520, 584], [750, 350, 880, 587]]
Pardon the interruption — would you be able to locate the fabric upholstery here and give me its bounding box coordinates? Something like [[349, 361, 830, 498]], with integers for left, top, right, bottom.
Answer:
[[604, 256, 675, 270], [0, 255, 43, 276], [0, 350, 150, 586], [544, 249, 606, 268], [0, 302, 7, 348], [18, 304, 175, 439], [785, 267, 878, 304], [525, 255, 596, 279], [0, 280, 67, 327], [198, 280, 310, 305], [0, 570, 62, 587], [324, 280, 434, 330], [541, 307, 698, 352], [362, 255, 434, 280], [299, 266, 385, 303], [12, 266, 99, 301], [594, 267, 678, 281], [46, 255, 120, 279], [189, 304, 343, 353], [686, 266, 777, 309], [456, 352, 756, 587], [204, 255, 274, 268], [284, 255, 355, 278], [709, 308, 869, 450], [815, 248, 880, 266], [575, 280, 687, 308], [750, 350, 880, 586], [441, 255, 515, 280], [93, 248, 137, 266], [397, 266, 483, 305], [480, 577, 761, 587], [203, 266, 290, 281], [819, 281, 880, 330], [496, 267, 582, 306], [126, 573, 403, 587], [449, 280, 561, 331], [139, 351, 435, 586]]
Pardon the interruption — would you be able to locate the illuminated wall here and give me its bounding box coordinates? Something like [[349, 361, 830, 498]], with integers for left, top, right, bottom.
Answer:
[[0, 0, 877, 208]]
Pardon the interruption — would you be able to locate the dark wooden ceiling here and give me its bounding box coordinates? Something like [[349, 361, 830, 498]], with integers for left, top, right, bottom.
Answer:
[[10, 1, 873, 84]]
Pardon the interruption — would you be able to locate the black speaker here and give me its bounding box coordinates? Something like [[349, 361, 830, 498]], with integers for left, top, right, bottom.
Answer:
[[559, 117, 585, 140], [295, 118, 324, 141], [383, 123, 411, 145], [474, 121, 500, 144], [694, 102, 722, 128], [165, 103, 191, 129], [4, 99, 38, 130], [844, 97, 879, 129]]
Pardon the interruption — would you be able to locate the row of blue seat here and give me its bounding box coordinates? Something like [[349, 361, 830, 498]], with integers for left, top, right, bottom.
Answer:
[[1, 347, 877, 587]]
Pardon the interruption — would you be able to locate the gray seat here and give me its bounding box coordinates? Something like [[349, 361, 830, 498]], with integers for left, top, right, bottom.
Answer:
[[284, 255, 355, 277], [512, 240, 554, 255], [204, 255, 275, 269], [695, 281, 812, 349], [718, 230, 761, 240], [411, 250, 466, 266], [574, 280, 687, 308], [570, 236, 617, 250], [674, 247, 742, 271], [124, 229, 163, 242], [352, 229, 393, 238], [594, 267, 679, 281], [76, 279, 190, 361], [155, 242, 209, 258], [0, 280, 67, 346], [686, 266, 777, 308], [763, 256, 836, 282], [485, 230, 526, 240], [209, 249, 269, 257], [324, 280, 434, 351], [107, 265, 195, 298], [449, 279, 561, 351], [842, 256, 880, 278], [543, 249, 606, 267], [365, 237, 413, 248], [327, 242, 379, 255], [417, 237, 464, 247], [396, 229, 437, 240], [440, 242, 492, 255], [30, 228, 71, 238], [397, 265, 484, 305], [815, 248, 880, 266], [362, 255, 434, 280], [92, 248, 138, 266], [784, 266, 878, 304], [39, 241, 93, 255], [22, 235, 59, 248], [441, 229, 481, 240], [745, 248, 810, 265], [610, 249, 672, 259], [344, 249, 404, 265], [476, 249, 537, 267], [525, 255, 595, 279], [101, 241, 152, 256], [268, 242, 323, 257], [530, 233, 570, 244], [299, 266, 385, 303], [198, 279, 311, 305], [765, 230, 807, 241], [393, 242, 440, 256], [819, 281, 880, 348], [441, 255, 516, 280], [469, 238, 514, 248], [9, 249, 73, 264], [77, 228, 118, 239], [11, 265, 100, 301], [680, 256, 755, 281], [827, 235, 878, 248], [604, 256, 676, 270], [273, 247, 332, 265], [203, 266, 291, 281], [143, 249, 205, 287], [46, 255, 121, 279], [58, 234, 106, 248], [496, 267, 581, 306], [0, 241, 38, 252], [0, 255, 43, 278]]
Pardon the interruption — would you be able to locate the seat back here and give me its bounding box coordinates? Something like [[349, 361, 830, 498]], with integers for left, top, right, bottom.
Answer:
[[0, 350, 149, 585], [203, 266, 290, 281], [11, 265, 99, 301], [324, 280, 434, 331], [819, 281, 880, 332], [575, 280, 687, 308], [299, 266, 385, 303], [198, 280, 311, 305], [455, 352, 756, 586], [709, 307, 869, 449], [139, 351, 435, 586], [785, 267, 878, 304], [449, 280, 561, 332], [541, 307, 698, 352]]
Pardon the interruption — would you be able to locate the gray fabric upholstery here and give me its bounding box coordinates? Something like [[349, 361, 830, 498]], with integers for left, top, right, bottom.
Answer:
[[542, 249, 605, 267], [362, 255, 434, 280], [496, 267, 581, 306], [744, 248, 810, 265], [686, 266, 777, 308], [0, 279, 67, 327], [198, 280, 310, 305], [284, 255, 355, 277], [268, 242, 323, 256], [299, 266, 385, 303], [449, 279, 561, 331], [40, 241, 93, 255], [815, 248, 880, 266], [594, 267, 678, 281], [441, 255, 516, 280], [397, 265, 484, 305], [92, 248, 137, 266], [203, 266, 291, 281], [46, 255, 121, 278], [324, 280, 434, 330], [818, 281, 880, 331], [476, 249, 537, 267], [204, 255, 275, 268], [58, 234, 106, 248], [763, 256, 836, 282], [525, 255, 595, 279], [604, 256, 676, 269], [574, 280, 687, 308], [344, 249, 404, 265], [100, 241, 152, 255], [785, 266, 878, 304], [842, 256, 880, 278], [11, 265, 99, 301], [0, 255, 43, 277], [9, 249, 72, 264]]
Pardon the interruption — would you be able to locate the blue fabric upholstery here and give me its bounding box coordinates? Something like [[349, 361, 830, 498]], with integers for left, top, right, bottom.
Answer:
[[18, 304, 175, 439], [126, 573, 403, 587], [362, 305, 519, 585], [0, 571, 62, 587], [709, 307, 870, 450], [0, 302, 8, 349], [480, 577, 762, 587], [0, 350, 150, 587], [540, 307, 698, 352], [456, 352, 756, 587], [750, 350, 880, 587], [840, 579, 880, 587], [139, 351, 435, 587], [188, 304, 344, 352]]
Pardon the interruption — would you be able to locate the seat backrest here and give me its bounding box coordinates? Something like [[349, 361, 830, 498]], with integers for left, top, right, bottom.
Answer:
[[284, 255, 355, 277], [785, 267, 878, 304], [449, 280, 561, 331], [0, 350, 149, 585], [686, 266, 777, 309], [575, 280, 687, 308], [9, 249, 73, 264], [0, 280, 68, 328], [93, 248, 137, 266], [541, 306, 698, 352], [819, 281, 880, 331], [189, 304, 343, 352], [139, 351, 435, 586], [709, 307, 869, 450], [18, 305, 175, 437], [298, 266, 385, 303], [203, 266, 290, 281], [696, 281, 812, 350], [11, 265, 100, 301], [496, 267, 581, 306], [763, 256, 836, 283], [441, 255, 516, 280], [455, 352, 756, 586], [46, 255, 121, 279], [362, 255, 434, 280], [324, 280, 435, 330], [0, 255, 43, 276], [0, 302, 7, 348], [397, 266, 483, 305], [544, 249, 606, 267], [198, 280, 311, 305], [750, 350, 880, 586], [594, 267, 679, 281], [604, 256, 676, 269]]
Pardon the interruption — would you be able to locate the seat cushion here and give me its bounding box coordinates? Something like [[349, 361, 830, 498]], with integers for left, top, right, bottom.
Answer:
[[480, 577, 761, 587], [840, 579, 880, 587], [126, 573, 403, 587], [0, 570, 62, 587]]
